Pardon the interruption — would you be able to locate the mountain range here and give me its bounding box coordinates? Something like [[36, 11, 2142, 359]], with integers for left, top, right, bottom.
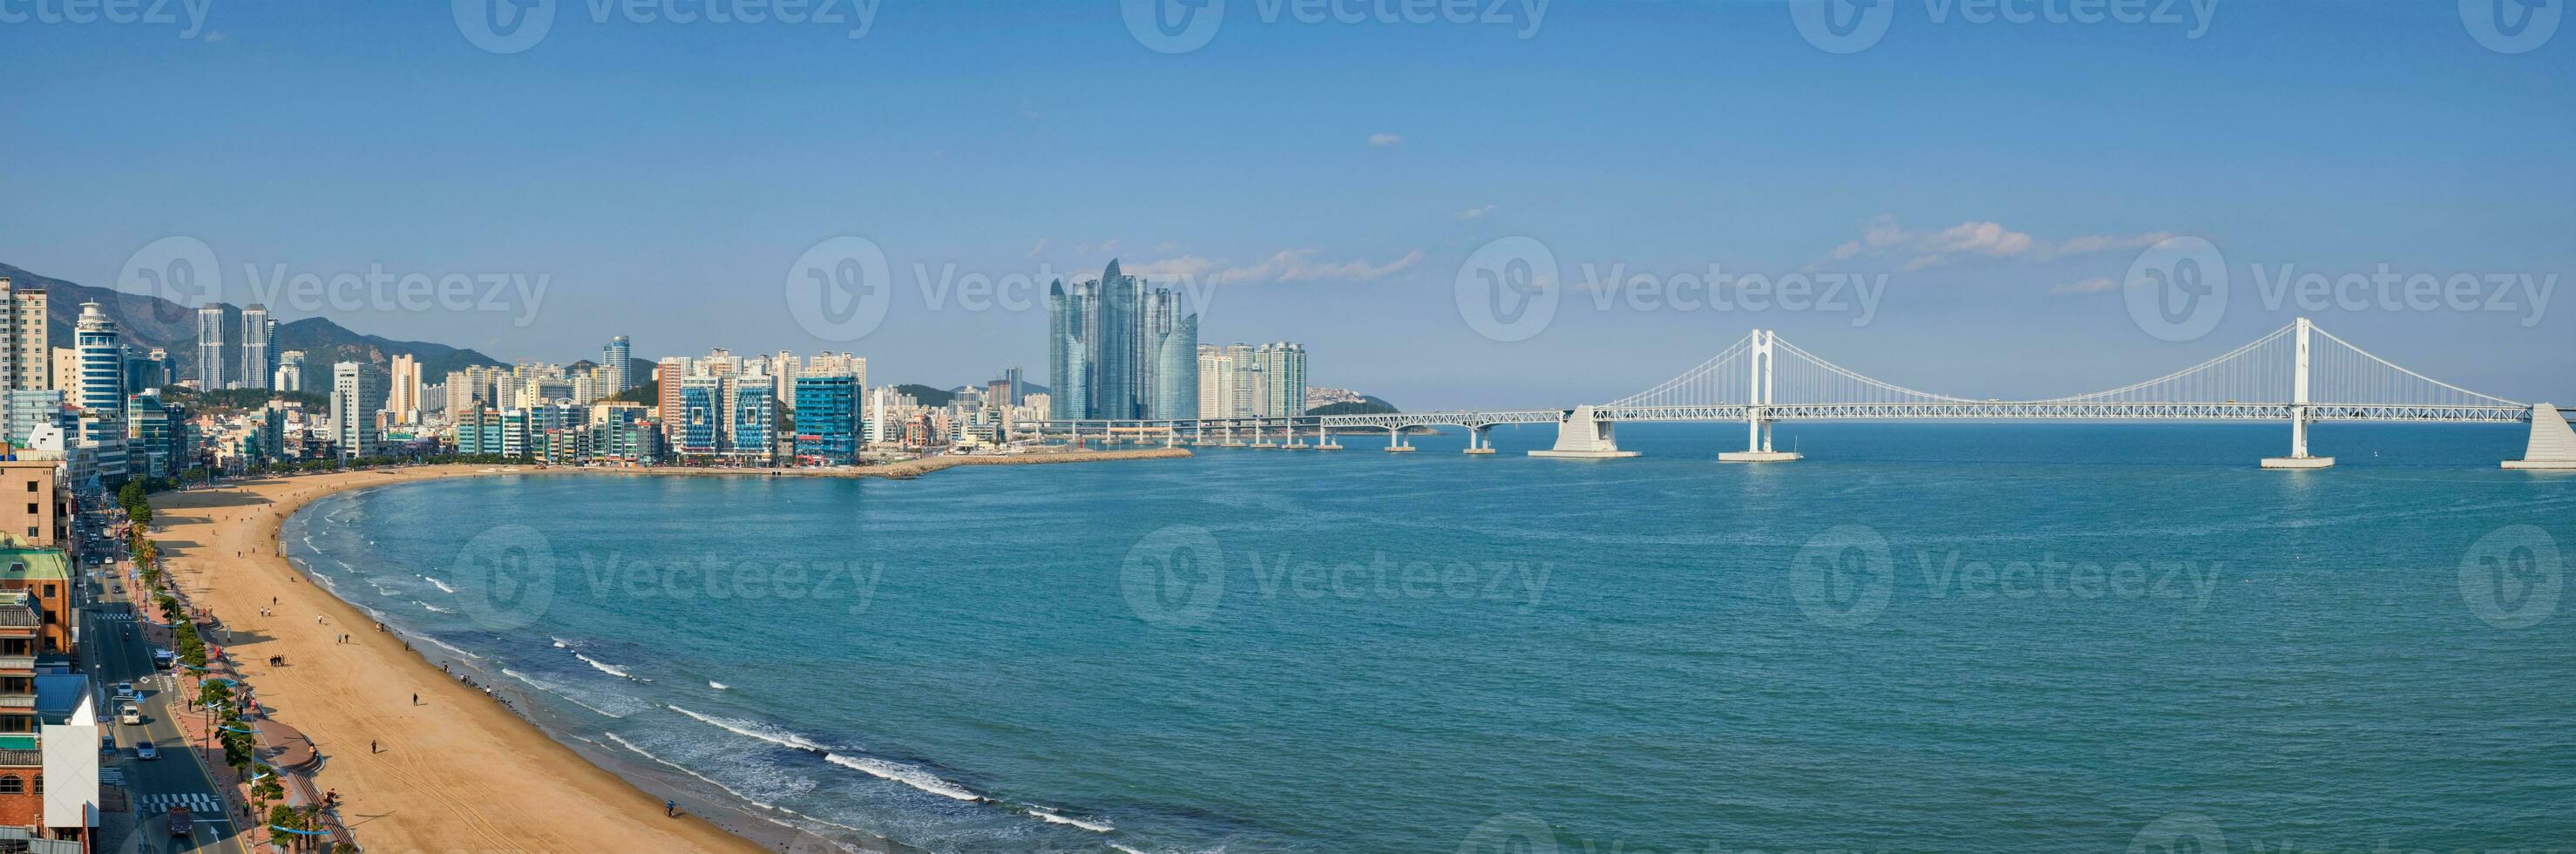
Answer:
[[0, 262, 509, 381]]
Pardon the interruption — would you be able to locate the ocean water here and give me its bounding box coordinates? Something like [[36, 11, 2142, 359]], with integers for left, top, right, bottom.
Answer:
[[283, 422, 2576, 853]]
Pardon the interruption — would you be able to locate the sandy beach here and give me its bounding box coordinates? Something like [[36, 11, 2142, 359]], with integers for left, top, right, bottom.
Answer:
[[144, 449, 1190, 852]]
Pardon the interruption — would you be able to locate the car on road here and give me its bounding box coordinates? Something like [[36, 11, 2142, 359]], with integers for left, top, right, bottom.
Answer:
[[113, 682, 136, 702], [168, 805, 193, 836], [134, 741, 158, 760], [119, 704, 142, 725], [152, 649, 174, 670]]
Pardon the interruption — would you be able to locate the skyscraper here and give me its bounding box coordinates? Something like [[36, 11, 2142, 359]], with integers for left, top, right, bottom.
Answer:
[[74, 303, 124, 424], [388, 355, 422, 424], [1258, 342, 1308, 417], [793, 373, 862, 465], [196, 304, 231, 389], [331, 361, 386, 459], [1047, 280, 1086, 419], [0, 278, 48, 391], [1001, 367, 1024, 406], [1046, 261, 1197, 420], [603, 336, 632, 391], [1153, 312, 1198, 420], [239, 303, 271, 390]]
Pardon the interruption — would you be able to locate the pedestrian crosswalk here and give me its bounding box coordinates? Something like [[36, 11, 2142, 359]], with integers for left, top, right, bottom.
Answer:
[[95, 613, 136, 621], [136, 792, 225, 814]]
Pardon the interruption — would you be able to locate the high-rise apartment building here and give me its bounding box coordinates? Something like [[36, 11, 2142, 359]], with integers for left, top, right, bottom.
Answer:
[[331, 361, 387, 459], [0, 279, 46, 392], [275, 350, 307, 392], [239, 303, 272, 390], [1257, 342, 1307, 417], [195, 303, 232, 389], [656, 359, 686, 443], [1047, 260, 1197, 421], [388, 355, 422, 424], [792, 374, 862, 465], [602, 336, 633, 392], [73, 303, 124, 419]]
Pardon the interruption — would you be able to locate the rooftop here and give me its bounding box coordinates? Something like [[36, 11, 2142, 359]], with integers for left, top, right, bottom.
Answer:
[[0, 546, 68, 583]]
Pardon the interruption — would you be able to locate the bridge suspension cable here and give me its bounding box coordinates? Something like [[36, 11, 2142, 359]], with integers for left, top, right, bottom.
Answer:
[[1602, 320, 2523, 412]]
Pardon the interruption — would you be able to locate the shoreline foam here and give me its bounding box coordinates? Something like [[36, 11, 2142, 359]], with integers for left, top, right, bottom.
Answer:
[[153, 452, 1183, 852]]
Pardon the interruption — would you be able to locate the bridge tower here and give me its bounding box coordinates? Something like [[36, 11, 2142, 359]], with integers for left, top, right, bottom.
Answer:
[[1720, 329, 1802, 463], [2262, 317, 2335, 470]]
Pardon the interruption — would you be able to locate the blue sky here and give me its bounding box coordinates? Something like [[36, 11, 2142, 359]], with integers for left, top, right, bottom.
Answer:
[[3, 1, 2569, 408]]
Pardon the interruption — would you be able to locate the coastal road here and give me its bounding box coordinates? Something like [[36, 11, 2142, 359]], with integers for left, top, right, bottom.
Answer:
[[85, 553, 245, 854]]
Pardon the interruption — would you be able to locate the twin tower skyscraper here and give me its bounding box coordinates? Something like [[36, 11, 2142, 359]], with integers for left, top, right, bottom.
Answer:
[[1047, 260, 1197, 421]]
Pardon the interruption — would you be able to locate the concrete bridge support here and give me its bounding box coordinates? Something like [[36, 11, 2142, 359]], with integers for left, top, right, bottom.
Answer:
[[1464, 425, 1495, 455], [1384, 426, 1416, 452], [1718, 330, 1800, 462], [1531, 405, 1638, 458], [2504, 403, 2576, 470], [2263, 319, 2336, 470]]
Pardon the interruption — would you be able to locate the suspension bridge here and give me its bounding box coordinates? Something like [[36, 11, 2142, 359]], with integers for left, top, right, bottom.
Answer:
[[1027, 319, 2576, 470]]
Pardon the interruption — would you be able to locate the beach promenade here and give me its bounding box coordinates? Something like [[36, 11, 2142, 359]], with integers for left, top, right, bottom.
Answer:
[[139, 449, 1189, 851]]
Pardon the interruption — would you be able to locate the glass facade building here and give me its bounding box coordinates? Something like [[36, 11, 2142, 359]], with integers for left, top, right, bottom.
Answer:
[[1047, 260, 1197, 421], [792, 374, 861, 465]]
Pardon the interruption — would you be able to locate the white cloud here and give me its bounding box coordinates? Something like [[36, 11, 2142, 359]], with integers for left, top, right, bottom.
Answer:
[[1027, 239, 1047, 258], [2048, 277, 2118, 295], [1827, 214, 2178, 272], [1453, 205, 1496, 220], [1368, 133, 1404, 147]]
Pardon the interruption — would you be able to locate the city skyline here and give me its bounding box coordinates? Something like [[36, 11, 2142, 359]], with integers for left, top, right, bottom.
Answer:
[[6, 2, 2566, 409]]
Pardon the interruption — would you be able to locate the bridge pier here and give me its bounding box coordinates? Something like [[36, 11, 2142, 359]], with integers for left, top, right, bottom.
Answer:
[[1384, 426, 1416, 452], [1531, 405, 1638, 458], [2262, 324, 2335, 469], [1464, 425, 1495, 455], [2504, 403, 2576, 470]]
